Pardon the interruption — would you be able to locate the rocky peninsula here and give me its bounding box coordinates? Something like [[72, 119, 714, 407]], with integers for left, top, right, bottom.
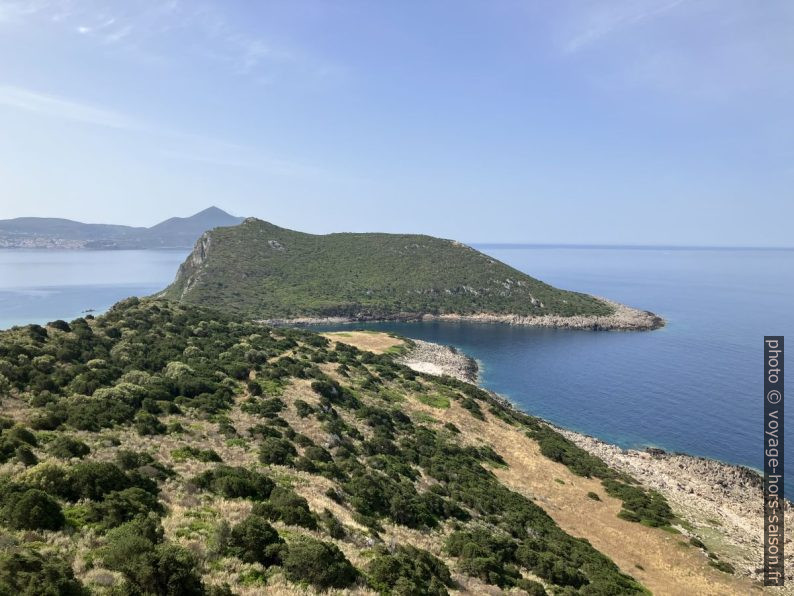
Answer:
[[164, 218, 664, 331]]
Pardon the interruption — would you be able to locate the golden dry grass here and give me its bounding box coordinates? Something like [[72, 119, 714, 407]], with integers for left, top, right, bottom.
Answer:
[[404, 391, 763, 596], [322, 331, 405, 354]]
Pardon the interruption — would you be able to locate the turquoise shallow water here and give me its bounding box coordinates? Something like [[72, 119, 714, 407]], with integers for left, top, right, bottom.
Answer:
[[0, 246, 792, 495]]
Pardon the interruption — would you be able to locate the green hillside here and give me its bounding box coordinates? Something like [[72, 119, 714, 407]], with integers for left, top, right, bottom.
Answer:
[[162, 218, 614, 320], [0, 299, 662, 594]]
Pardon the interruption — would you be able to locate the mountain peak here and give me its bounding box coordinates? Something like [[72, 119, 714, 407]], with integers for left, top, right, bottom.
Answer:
[[194, 206, 230, 217]]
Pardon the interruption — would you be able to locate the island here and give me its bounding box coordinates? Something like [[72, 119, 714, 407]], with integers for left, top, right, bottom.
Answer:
[[161, 218, 664, 330]]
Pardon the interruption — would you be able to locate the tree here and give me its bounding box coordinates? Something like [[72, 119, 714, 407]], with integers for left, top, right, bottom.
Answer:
[[228, 515, 284, 565], [282, 536, 357, 589], [0, 549, 86, 596], [3, 489, 65, 531]]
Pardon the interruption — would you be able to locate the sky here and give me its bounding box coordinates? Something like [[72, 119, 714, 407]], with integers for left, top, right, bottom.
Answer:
[[0, 0, 792, 246]]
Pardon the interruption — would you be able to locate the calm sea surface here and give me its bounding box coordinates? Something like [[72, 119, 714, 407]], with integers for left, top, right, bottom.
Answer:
[[318, 246, 794, 497], [1, 246, 792, 494], [0, 249, 188, 329]]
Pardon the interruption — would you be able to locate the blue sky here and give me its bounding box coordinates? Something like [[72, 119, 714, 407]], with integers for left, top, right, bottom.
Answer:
[[0, 0, 791, 245]]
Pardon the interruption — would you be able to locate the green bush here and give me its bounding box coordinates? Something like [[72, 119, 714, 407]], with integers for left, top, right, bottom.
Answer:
[[15, 445, 38, 467], [367, 545, 452, 595], [294, 399, 315, 418], [192, 465, 274, 500], [135, 411, 167, 435], [6, 426, 37, 446], [171, 446, 222, 462], [69, 461, 131, 501], [602, 479, 673, 527], [100, 516, 204, 595], [258, 437, 297, 465], [2, 488, 65, 531], [251, 486, 316, 529], [86, 487, 164, 529], [48, 436, 91, 459], [283, 536, 358, 590], [228, 515, 284, 565], [0, 549, 86, 595]]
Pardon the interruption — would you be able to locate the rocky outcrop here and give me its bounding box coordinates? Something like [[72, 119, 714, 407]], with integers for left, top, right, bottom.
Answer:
[[396, 339, 478, 383], [418, 299, 664, 330], [553, 427, 793, 584], [165, 232, 212, 301]]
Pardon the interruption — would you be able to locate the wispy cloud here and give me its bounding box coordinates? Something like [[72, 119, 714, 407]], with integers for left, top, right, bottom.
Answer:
[[1, 0, 334, 81], [545, 0, 794, 101], [0, 84, 336, 178], [563, 0, 689, 53], [0, 85, 140, 129]]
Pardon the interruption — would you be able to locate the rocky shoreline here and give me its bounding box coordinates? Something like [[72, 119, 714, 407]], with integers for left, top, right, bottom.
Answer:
[[263, 298, 665, 331], [554, 426, 793, 585], [398, 338, 792, 588], [395, 339, 479, 383]]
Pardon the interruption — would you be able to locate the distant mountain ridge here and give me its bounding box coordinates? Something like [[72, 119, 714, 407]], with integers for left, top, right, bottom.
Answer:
[[0, 206, 243, 249]]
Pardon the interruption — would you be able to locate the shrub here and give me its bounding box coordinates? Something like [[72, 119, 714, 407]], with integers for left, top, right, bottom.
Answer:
[[192, 466, 274, 500], [367, 545, 452, 595], [171, 446, 222, 463], [48, 436, 91, 459], [2, 488, 65, 531], [251, 487, 316, 529], [442, 422, 460, 434], [258, 437, 297, 465], [228, 515, 284, 565], [69, 461, 131, 501], [135, 412, 167, 436], [47, 319, 72, 332], [304, 445, 333, 463], [602, 479, 673, 527], [241, 397, 284, 418], [0, 549, 86, 595], [100, 516, 204, 595], [320, 508, 346, 539], [86, 487, 164, 529], [6, 426, 37, 447], [709, 559, 735, 574], [15, 446, 38, 467], [294, 399, 314, 418], [282, 536, 357, 590], [24, 463, 75, 500], [587, 491, 601, 501]]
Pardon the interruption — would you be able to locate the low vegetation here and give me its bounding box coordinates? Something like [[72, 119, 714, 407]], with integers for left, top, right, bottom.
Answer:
[[0, 298, 675, 594]]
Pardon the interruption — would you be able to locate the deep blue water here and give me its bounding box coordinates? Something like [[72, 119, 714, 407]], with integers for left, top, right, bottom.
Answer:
[[315, 246, 794, 497], [0, 246, 791, 495]]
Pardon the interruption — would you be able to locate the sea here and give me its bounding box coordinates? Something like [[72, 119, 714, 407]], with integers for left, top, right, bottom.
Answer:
[[1, 246, 792, 495]]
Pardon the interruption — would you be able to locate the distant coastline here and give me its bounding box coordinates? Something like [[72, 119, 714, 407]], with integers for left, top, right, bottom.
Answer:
[[472, 242, 794, 251]]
